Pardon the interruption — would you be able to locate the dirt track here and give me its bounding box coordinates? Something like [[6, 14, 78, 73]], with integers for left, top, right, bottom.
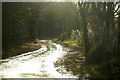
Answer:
[[0, 40, 78, 79]]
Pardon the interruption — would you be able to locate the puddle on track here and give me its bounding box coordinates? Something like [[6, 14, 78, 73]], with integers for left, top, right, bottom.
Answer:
[[0, 41, 78, 79]]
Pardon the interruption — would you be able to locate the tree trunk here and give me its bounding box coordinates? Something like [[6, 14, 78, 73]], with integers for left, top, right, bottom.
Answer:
[[78, 2, 90, 54]]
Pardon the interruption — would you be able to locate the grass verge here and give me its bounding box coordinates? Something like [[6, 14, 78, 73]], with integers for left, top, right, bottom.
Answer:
[[54, 39, 85, 77], [2, 39, 42, 59]]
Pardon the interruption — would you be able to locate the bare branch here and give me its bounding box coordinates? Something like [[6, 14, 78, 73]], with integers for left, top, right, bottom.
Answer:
[[85, 3, 90, 12], [114, 1, 120, 7], [114, 5, 120, 13], [70, 3, 79, 15]]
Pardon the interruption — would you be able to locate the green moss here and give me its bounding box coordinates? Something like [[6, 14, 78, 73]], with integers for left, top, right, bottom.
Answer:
[[76, 65, 81, 69], [62, 40, 78, 47], [85, 73, 91, 78], [21, 45, 28, 48], [62, 40, 84, 48]]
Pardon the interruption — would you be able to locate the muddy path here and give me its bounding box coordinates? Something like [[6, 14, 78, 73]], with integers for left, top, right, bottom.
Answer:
[[0, 40, 78, 79]]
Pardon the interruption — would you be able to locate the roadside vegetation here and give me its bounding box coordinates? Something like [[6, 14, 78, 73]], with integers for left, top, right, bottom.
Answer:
[[2, 39, 42, 59]]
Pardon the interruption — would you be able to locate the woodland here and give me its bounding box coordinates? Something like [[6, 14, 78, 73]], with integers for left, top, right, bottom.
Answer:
[[2, 2, 120, 78]]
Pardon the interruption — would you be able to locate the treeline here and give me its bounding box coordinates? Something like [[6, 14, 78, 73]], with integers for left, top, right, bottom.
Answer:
[[78, 2, 120, 77], [2, 2, 77, 49], [59, 2, 120, 78], [77, 2, 120, 78]]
